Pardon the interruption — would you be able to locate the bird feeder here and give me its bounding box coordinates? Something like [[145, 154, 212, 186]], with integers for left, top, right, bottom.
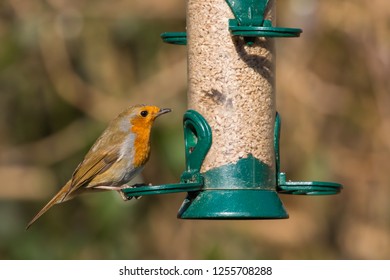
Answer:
[[122, 0, 342, 218]]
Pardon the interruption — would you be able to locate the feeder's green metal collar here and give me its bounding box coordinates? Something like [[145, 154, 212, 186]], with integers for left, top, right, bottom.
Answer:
[[226, 0, 302, 38], [229, 19, 302, 38]]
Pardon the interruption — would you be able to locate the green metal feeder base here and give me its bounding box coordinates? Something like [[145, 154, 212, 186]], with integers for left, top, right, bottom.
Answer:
[[178, 189, 288, 219]]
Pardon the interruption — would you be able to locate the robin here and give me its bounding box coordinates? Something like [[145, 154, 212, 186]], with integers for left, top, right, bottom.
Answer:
[[26, 104, 171, 229]]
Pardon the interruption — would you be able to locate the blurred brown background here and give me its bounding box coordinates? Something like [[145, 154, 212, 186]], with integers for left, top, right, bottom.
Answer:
[[0, 0, 389, 259]]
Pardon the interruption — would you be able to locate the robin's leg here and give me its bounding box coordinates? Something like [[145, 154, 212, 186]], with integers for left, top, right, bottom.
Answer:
[[93, 184, 148, 201]]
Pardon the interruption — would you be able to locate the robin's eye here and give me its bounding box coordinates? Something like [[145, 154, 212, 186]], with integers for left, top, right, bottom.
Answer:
[[140, 110, 148, 117]]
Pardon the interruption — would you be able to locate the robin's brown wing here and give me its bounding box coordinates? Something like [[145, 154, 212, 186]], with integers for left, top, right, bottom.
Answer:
[[61, 148, 120, 201]]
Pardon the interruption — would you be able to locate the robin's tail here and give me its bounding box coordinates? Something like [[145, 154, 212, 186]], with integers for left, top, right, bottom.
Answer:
[[26, 181, 73, 230]]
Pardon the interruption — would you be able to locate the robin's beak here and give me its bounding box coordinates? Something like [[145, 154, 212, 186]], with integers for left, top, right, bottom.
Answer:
[[156, 108, 172, 117]]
